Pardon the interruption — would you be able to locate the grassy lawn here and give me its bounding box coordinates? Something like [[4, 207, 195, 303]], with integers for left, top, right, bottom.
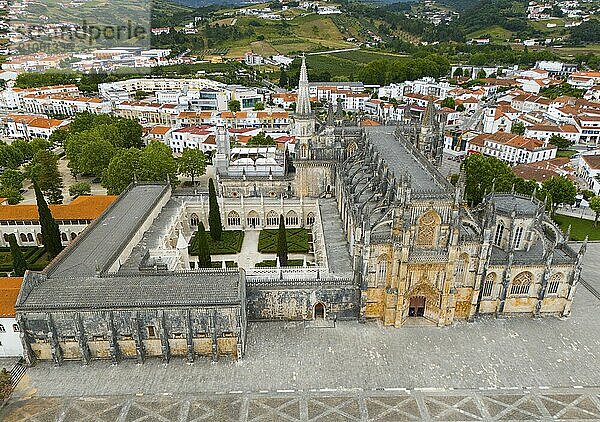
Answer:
[[556, 150, 578, 158], [258, 228, 310, 254], [0, 246, 50, 276], [210, 261, 238, 268], [255, 259, 306, 268], [553, 214, 600, 241], [189, 230, 244, 256]]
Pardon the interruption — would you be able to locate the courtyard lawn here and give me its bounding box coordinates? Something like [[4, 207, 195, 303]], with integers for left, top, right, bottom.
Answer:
[[0, 246, 51, 276], [553, 214, 600, 241], [255, 259, 306, 268], [258, 228, 310, 254], [189, 230, 244, 256]]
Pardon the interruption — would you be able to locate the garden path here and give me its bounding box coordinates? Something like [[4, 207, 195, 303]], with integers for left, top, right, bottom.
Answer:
[[211, 230, 313, 269]]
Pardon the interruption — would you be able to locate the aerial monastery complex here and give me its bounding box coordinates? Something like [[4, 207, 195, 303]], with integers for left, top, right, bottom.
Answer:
[[14, 58, 585, 365]]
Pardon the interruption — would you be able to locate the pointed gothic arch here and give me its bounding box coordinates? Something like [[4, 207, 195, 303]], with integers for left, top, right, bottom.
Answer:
[[285, 210, 298, 226]]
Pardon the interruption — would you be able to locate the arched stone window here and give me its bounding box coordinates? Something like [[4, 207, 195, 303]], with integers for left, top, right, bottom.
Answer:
[[513, 226, 524, 249], [510, 271, 533, 295], [36, 233, 43, 244], [70, 232, 77, 240], [0, 324, 5, 333], [190, 213, 199, 227], [494, 221, 504, 247], [246, 210, 260, 227], [12, 324, 19, 332], [376, 257, 387, 283], [285, 210, 298, 226], [266, 211, 278, 226], [306, 212, 315, 226], [548, 273, 562, 294], [20, 233, 27, 242], [416, 210, 439, 247], [61, 232, 68, 242], [227, 211, 241, 226], [27, 233, 33, 242], [455, 253, 469, 285], [482, 272, 495, 297]]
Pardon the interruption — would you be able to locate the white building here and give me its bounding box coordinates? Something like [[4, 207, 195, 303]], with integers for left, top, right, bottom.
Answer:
[[467, 132, 557, 165], [169, 126, 217, 154], [4, 114, 69, 140], [577, 154, 600, 194], [0, 277, 23, 357]]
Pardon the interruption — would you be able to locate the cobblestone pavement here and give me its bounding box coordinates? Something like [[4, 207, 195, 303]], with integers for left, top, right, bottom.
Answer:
[[5, 387, 600, 421], [3, 243, 600, 420]]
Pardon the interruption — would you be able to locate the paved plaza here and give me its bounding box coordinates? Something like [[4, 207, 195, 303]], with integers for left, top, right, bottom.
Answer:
[[3, 241, 600, 420]]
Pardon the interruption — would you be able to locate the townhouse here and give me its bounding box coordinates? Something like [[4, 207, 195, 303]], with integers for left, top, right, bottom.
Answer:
[[467, 132, 557, 165], [4, 113, 69, 140]]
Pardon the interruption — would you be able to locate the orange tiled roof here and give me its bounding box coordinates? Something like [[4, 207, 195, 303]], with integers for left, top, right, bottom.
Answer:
[[0, 195, 117, 221], [149, 125, 171, 135], [360, 119, 381, 126], [0, 277, 23, 317]]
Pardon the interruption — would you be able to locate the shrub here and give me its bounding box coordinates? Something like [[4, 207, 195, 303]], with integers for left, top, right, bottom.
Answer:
[[257, 228, 309, 253]]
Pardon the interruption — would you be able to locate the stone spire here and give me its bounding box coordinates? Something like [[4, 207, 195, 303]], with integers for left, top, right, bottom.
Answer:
[[296, 54, 311, 116], [422, 98, 436, 128], [326, 100, 334, 126]]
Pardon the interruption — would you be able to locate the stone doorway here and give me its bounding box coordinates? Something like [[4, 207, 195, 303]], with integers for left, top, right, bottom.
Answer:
[[408, 296, 426, 317], [314, 302, 325, 319]]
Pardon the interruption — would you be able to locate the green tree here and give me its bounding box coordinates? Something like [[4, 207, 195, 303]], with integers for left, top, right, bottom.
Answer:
[[511, 121, 525, 135], [191, 222, 212, 268], [477, 69, 487, 79], [463, 154, 515, 205], [34, 181, 63, 259], [542, 176, 577, 215], [279, 69, 288, 88], [247, 132, 276, 146], [0, 169, 24, 192], [453, 67, 463, 77], [208, 178, 222, 241], [102, 148, 142, 195], [253, 101, 265, 111], [440, 97, 456, 109], [8, 234, 27, 277], [138, 141, 178, 186], [277, 214, 288, 266], [69, 181, 91, 198], [456, 104, 466, 112], [48, 128, 69, 146], [228, 100, 241, 112], [30, 138, 51, 155], [178, 148, 207, 185], [27, 150, 63, 204], [589, 196, 600, 227], [78, 137, 116, 177], [549, 134, 572, 150], [11, 139, 33, 161]]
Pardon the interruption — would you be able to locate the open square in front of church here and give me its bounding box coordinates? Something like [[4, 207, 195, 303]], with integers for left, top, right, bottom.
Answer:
[[7, 242, 600, 400]]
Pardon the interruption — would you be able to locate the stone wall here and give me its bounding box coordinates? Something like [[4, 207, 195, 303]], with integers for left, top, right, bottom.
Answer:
[[19, 305, 246, 365], [246, 283, 360, 321]]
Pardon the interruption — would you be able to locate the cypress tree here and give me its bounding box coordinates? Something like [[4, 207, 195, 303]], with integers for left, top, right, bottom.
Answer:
[[8, 234, 27, 277], [208, 178, 222, 241], [195, 222, 212, 268], [277, 214, 288, 267], [34, 181, 63, 259]]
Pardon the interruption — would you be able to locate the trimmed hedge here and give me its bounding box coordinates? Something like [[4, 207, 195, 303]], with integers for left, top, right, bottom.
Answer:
[[189, 230, 244, 256], [257, 228, 309, 254], [210, 261, 239, 268], [255, 259, 306, 268], [0, 247, 50, 273]]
